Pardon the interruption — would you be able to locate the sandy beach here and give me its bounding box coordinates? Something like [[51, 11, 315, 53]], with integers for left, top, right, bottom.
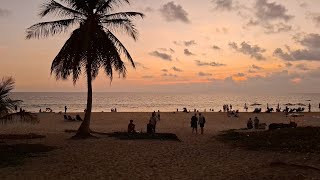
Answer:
[[1, 112, 320, 180]]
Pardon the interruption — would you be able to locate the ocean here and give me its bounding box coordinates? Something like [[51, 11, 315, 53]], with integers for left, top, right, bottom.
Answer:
[[10, 92, 320, 113]]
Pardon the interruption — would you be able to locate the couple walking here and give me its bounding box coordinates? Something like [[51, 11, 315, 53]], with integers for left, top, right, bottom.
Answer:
[[191, 113, 206, 134]]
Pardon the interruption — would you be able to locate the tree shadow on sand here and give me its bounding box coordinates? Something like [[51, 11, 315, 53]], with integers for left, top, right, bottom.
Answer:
[[0, 143, 56, 168], [65, 129, 181, 141]]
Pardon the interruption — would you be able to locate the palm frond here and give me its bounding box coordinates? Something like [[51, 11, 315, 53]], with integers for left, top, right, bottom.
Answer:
[[96, 0, 130, 13], [26, 19, 78, 39], [103, 12, 144, 20], [103, 18, 139, 41], [39, 0, 86, 18], [107, 31, 135, 68], [0, 77, 22, 117]]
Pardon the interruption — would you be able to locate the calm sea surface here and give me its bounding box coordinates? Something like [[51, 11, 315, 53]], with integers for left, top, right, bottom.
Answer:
[[11, 92, 320, 113]]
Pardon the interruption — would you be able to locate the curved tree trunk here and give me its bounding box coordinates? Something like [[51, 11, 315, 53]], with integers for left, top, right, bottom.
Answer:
[[75, 65, 93, 138]]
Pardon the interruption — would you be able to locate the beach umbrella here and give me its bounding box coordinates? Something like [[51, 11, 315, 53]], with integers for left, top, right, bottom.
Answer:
[[250, 103, 261, 106], [296, 103, 306, 106]]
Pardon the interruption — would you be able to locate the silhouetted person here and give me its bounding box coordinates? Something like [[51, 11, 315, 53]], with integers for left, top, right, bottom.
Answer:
[[247, 118, 253, 129], [157, 110, 160, 121], [309, 103, 311, 112], [128, 120, 135, 133], [14, 105, 18, 112], [198, 113, 206, 135], [150, 112, 157, 133], [254, 117, 259, 129], [76, 114, 82, 121], [147, 120, 153, 134], [191, 114, 198, 134], [64, 106, 67, 114]]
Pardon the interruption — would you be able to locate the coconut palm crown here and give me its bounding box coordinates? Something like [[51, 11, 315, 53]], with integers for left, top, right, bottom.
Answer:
[[26, 0, 144, 137]]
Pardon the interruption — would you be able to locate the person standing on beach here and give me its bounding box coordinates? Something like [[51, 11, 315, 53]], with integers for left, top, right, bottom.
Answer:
[[64, 106, 67, 114], [157, 110, 160, 121], [191, 114, 198, 134], [308, 103, 311, 112], [198, 113, 206, 135], [150, 112, 158, 133]]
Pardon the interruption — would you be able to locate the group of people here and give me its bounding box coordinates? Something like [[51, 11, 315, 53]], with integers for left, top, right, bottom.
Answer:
[[128, 110, 161, 134], [247, 117, 260, 129], [190, 113, 206, 134], [222, 104, 233, 112]]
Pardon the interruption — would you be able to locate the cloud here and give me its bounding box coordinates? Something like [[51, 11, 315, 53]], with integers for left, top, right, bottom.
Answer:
[[135, 62, 149, 70], [158, 48, 175, 53], [248, 69, 257, 73], [273, 33, 320, 61], [229, 42, 266, 60], [141, 75, 153, 79], [160, 2, 190, 23], [195, 60, 226, 67], [184, 40, 196, 46], [172, 66, 183, 72], [285, 62, 293, 67], [255, 0, 293, 22], [212, 45, 221, 50], [184, 49, 195, 56], [234, 73, 245, 77], [198, 72, 213, 77], [0, 8, 11, 17], [295, 64, 309, 71], [162, 73, 178, 78], [246, 0, 294, 34], [311, 14, 320, 26], [211, 0, 234, 11], [251, 64, 263, 70], [149, 51, 172, 61]]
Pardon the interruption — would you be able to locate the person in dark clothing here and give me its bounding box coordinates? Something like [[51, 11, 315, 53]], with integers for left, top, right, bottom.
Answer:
[[65, 106, 67, 114], [247, 118, 253, 129], [147, 120, 153, 134], [191, 114, 198, 134], [128, 120, 135, 133]]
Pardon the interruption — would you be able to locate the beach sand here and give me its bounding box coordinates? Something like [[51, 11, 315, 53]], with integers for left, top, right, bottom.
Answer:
[[1, 112, 320, 179]]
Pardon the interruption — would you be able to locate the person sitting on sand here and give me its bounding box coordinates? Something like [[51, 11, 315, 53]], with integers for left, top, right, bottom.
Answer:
[[67, 115, 74, 121], [247, 118, 253, 129], [147, 120, 153, 134], [191, 114, 198, 134], [76, 114, 82, 121], [128, 120, 136, 133], [254, 117, 259, 129]]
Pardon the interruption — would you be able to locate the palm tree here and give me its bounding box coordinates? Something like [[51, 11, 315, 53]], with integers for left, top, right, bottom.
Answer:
[[26, 0, 144, 138], [0, 77, 38, 124]]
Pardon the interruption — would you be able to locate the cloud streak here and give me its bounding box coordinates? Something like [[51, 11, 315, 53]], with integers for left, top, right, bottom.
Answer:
[[149, 51, 172, 61], [229, 42, 266, 60]]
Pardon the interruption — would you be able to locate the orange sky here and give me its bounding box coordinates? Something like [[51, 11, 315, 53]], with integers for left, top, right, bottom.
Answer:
[[0, 0, 319, 93]]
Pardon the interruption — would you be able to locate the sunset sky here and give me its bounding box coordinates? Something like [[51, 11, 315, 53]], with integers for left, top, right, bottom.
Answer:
[[0, 0, 319, 93]]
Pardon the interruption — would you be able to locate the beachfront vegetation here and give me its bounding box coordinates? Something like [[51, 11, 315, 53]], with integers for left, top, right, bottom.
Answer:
[[0, 77, 21, 118], [26, 0, 144, 138], [0, 77, 38, 124]]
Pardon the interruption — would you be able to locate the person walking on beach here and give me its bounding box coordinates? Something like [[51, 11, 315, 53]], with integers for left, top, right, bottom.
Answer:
[[191, 114, 198, 134], [64, 106, 67, 114], [157, 110, 161, 121], [198, 113, 206, 135], [150, 112, 158, 133]]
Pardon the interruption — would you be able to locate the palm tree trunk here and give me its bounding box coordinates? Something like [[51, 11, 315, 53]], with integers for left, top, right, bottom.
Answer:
[[75, 65, 93, 138]]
